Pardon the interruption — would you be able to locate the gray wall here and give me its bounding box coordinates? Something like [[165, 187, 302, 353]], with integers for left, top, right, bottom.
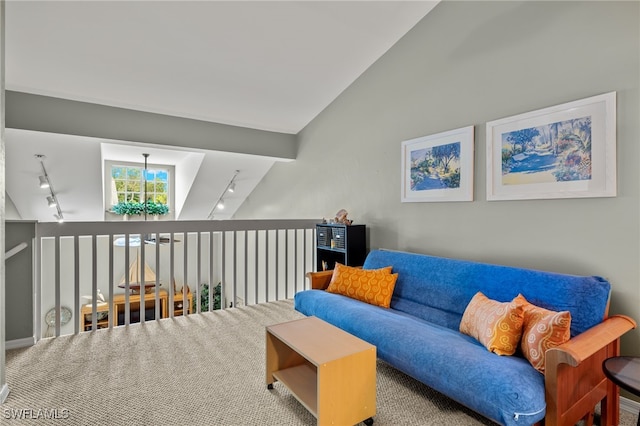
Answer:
[[236, 0, 640, 359], [5, 221, 34, 341]]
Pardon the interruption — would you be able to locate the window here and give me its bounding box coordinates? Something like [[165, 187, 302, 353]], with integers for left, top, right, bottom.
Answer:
[[111, 165, 169, 204]]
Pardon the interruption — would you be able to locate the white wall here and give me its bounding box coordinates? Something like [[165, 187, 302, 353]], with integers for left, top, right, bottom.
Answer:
[[235, 0, 640, 359]]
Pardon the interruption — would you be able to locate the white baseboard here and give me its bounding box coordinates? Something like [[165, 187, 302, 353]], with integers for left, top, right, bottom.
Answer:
[[5, 336, 36, 350], [621, 395, 640, 416], [0, 384, 9, 404]]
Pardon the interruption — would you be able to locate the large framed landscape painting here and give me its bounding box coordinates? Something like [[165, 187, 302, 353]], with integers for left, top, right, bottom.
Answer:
[[401, 125, 474, 203], [486, 92, 616, 201]]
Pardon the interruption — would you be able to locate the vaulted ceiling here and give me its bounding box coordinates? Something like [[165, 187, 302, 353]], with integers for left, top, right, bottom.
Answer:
[[4, 1, 438, 222]]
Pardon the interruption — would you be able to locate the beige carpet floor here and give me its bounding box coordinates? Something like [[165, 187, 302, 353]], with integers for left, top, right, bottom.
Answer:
[[4, 300, 637, 425]]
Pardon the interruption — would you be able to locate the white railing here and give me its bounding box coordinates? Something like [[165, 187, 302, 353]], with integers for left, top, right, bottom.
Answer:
[[4, 242, 28, 260], [36, 219, 319, 338]]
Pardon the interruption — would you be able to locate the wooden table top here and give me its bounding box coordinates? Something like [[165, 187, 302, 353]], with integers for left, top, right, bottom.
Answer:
[[267, 316, 375, 365]]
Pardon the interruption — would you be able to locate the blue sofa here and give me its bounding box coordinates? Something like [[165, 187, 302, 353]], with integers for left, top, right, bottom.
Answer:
[[295, 249, 636, 426]]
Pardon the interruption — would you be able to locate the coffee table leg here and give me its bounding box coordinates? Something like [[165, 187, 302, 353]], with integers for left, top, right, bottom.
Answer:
[[267, 384, 273, 390], [363, 417, 374, 425]]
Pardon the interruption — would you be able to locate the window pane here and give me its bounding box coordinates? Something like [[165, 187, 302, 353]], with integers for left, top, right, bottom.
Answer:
[[126, 181, 140, 193], [127, 168, 141, 180], [112, 167, 126, 179]]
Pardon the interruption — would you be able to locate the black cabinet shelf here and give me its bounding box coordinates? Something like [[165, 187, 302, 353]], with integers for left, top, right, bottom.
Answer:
[[316, 224, 366, 271]]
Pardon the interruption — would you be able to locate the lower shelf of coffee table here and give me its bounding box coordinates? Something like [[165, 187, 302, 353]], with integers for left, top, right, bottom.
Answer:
[[272, 363, 318, 415]]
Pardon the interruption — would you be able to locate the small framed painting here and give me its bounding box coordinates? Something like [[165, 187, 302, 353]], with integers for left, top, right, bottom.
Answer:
[[401, 125, 474, 203], [486, 92, 616, 201]]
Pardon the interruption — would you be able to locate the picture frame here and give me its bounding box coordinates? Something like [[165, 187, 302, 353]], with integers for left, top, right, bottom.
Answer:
[[401, 125, 474, 203], [486, 92, 616, 201]]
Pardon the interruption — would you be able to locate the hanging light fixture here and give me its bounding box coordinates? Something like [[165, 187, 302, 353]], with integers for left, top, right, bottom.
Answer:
[[142, 153, 150, 221], [35, 154, 64, 223], [208, 170, 239, 219]]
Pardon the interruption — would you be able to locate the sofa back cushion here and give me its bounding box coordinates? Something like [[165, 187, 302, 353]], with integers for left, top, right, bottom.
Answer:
[[362, 249, 610, 337]]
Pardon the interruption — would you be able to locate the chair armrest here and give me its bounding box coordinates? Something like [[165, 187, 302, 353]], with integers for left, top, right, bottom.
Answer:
[[305, 270, 334, 290], [543, 315, 636, 426]]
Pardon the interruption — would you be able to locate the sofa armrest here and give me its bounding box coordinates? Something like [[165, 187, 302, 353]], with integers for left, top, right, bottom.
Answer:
[[305, 270, 334, 290], [546, 315, 636, 367], [543, 315, 637, 426]]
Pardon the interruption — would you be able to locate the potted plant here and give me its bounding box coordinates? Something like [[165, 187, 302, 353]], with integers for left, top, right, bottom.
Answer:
[[112, 201, 144, 220], [145, 201, 169, 219], [192, 283, 221, 313]]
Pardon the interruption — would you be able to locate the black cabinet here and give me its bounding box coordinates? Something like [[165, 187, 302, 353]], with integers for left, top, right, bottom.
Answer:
[[316, 224, 366, 271]]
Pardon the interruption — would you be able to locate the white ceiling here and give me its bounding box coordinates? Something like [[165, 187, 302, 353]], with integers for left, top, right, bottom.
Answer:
[[3, 1, 438, 221]]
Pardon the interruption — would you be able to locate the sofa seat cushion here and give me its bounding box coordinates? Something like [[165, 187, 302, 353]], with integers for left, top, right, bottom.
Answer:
[[295, 290, 546, 426]]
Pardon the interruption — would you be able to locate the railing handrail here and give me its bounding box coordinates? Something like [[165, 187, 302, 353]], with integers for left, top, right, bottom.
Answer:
[[36, 219, 321, 237], [5, 242, 28, 260]]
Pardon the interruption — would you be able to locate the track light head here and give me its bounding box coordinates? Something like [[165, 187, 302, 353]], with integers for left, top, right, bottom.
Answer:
[[39, 175, 50, 188], [217, 200, 225, 210], [54, 214, 64, 223], [47, 196, 57, 207]]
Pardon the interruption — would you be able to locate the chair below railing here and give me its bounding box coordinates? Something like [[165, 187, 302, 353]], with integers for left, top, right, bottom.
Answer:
[[36, 219, 319, 338]]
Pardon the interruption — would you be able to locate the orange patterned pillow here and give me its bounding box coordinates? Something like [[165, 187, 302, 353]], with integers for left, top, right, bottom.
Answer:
[[459, 292, 524, 356], [514, 294, 571, 373], [326, 263, 397, 308]]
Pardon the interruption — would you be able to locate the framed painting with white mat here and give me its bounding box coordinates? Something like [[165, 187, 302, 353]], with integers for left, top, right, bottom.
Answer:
[[401, 125, 475, 203]]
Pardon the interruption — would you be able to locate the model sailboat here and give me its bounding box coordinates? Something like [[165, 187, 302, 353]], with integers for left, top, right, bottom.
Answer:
[[118, 254, 158, 294]]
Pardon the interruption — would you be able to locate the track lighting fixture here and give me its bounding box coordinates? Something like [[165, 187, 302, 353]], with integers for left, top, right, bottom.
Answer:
[[208, 170, 239, 219], [35, 154, 64, 223]]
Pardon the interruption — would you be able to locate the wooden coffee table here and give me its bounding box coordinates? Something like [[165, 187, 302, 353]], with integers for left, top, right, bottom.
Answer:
[[266, 316, 376, 425]]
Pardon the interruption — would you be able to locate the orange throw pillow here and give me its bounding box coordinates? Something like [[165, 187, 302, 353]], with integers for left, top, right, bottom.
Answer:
[[325, 263, 397, 308], [459, 292, 524, 356], [513, 294, 571, 373]]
